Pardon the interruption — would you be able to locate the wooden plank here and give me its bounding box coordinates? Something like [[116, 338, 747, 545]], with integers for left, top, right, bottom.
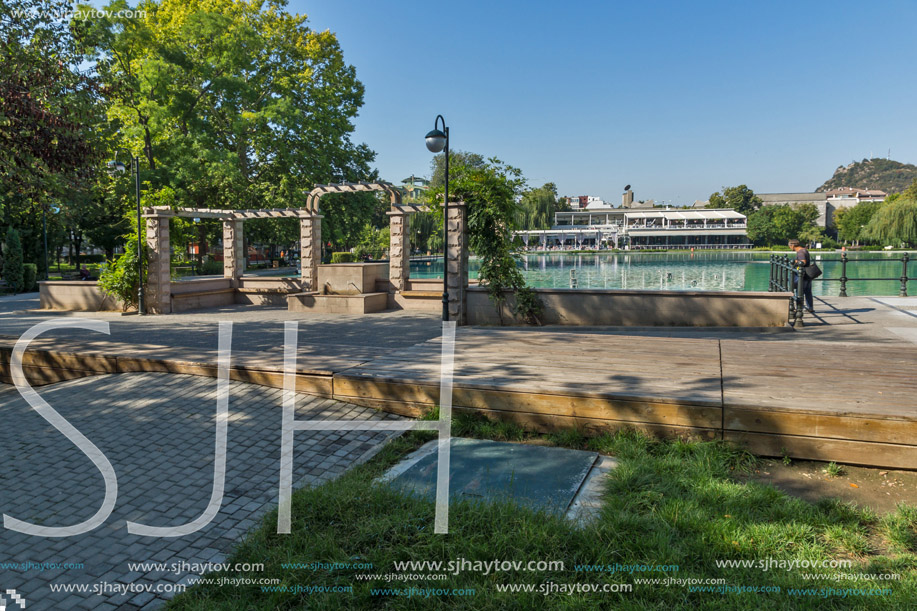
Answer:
[[333, 376, 721, 428], [725, 407, 917, 445], [336, 371, 722, 407], [338, 394, 718, 441], [725, 431, 917, 471]]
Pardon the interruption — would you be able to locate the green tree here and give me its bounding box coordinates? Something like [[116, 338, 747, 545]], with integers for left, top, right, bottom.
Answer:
[[864, 198, 917, 248], [518, 182, 568, 229], [746, 206, 779, 246], [1, 0, 105, 209], [429, 151, 486, 190], [706, 185, 762, 216], [2, 227, 24, 292], [1, 0, 109, 273], [746, 204, 819, 247], [833, 201, 883, 244], [80, 0, 376, 246]]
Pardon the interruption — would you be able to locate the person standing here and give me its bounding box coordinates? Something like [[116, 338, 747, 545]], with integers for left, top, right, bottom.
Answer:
[[788, 239, 814, 313]]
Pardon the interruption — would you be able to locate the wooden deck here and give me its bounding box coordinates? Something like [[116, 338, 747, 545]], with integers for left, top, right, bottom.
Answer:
[[1, 326, 915, 470], [333, 329, 917, 470]]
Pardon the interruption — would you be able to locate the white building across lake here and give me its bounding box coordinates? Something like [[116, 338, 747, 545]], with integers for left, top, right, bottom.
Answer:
[[515, 208, 749, 250]]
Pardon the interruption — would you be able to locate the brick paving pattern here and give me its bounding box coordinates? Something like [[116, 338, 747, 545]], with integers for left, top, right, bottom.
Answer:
[[0, 373, 402, 610]]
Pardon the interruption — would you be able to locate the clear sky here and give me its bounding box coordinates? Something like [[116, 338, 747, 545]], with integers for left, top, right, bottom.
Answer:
[[288, 0, 917, 205]]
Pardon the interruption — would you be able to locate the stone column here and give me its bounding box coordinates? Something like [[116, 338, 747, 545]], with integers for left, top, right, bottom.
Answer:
[[299, 214, 322, 291], [444, 202, 468, 324], [144, 213, 172, 314], [222, 219, 244, 282], [387, 210, 410, 291]]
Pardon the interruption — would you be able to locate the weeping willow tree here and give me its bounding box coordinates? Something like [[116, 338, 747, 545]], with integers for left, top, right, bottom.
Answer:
[[517, 183, 568, 229], [864, 199, 917, 247]]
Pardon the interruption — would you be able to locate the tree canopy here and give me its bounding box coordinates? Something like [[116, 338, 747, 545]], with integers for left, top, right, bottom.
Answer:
[[706, 185, 762, 216], [746, 204, 819, 247], [864, 198, 917, 248], [76, 0, 377, 256], [517, 182, 569, 230]]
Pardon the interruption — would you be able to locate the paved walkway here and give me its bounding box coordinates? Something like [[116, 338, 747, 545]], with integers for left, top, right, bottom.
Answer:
[[1, 294, 916, 609], [0, 372, 402, 610]]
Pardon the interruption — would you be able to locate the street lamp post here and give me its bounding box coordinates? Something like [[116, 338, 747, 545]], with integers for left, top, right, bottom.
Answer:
[[424, 115, 449, 321], [42, 204, 49, 280], [107, 153, 145, 315]]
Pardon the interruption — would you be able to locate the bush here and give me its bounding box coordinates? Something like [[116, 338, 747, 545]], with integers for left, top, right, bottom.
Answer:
[[2, 227, 24, 293], [201, 259, 223, 275], [330, 252, 355, 263], [98, 237, 147, 311], [23, 263, 38, 292]]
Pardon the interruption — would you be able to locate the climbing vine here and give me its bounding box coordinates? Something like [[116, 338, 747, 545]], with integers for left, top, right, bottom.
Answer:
[[431, 155, 543, 324]]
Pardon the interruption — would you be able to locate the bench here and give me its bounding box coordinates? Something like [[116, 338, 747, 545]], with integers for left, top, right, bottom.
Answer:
[[400, 290, 441, 298]]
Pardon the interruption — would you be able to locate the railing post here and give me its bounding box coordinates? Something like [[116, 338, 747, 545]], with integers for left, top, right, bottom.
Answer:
[[839, 252, 848, 297], [769, 255, 775, 291], [901, 253, 910, 297], [782, 255, 789, 294], [793, 260, 805, 328]]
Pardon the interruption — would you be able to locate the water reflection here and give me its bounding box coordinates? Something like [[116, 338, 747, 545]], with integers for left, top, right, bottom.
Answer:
[[409, 252, 912, 297]]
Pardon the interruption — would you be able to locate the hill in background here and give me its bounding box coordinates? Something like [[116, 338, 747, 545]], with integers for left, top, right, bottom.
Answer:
[[816, 158, 917, 193]]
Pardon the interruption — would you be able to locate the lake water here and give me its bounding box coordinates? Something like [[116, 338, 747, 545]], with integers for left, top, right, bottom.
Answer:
[[409, 251, 915, 297]]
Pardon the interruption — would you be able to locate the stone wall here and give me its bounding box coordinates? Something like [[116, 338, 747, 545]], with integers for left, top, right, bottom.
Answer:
[[39, 281, 124, 311], [466, 287, 792, 327]]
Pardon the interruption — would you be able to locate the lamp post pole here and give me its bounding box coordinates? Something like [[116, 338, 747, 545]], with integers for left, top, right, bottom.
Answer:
[[133, 156, 144, 315], [425, 115, 449, 321], [42, 204, 49, 280]]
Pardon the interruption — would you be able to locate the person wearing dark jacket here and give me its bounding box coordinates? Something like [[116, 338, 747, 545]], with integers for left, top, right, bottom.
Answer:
[[788, 239, 814, 313]]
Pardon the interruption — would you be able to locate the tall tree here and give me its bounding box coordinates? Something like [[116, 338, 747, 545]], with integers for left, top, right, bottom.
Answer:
[[80, 0, 377, 248], [1, 0, 106, 263], [518, 182, 568, 229], [706, 185, 762, 216], [865, 198, 917, 248], [833, 201, 883, 244]]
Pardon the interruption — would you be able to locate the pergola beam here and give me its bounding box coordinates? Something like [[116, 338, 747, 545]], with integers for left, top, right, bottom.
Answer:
[[142, 206, 313, 220], [305, 181, 402, 213]]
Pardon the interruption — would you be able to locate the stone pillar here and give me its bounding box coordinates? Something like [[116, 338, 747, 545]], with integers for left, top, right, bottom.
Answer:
[[387, 210, 410, 291], [444, 202, 468, 324], [299, 214, 322, 291], [222, 219, 244, 282], [145, 213, 172, 314]]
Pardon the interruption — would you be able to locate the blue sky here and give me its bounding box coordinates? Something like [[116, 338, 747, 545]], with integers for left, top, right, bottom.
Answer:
[[85, 0, 917, 203], [291, 0, 917, 204]]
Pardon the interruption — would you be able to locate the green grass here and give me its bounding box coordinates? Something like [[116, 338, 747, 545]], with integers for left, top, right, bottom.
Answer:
[[168, 418, 917, 610]]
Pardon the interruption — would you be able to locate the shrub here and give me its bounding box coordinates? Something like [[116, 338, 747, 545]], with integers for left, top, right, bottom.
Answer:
[[2, 227, 24, 293], [330, 252, 355, 263], [201, 259, 223, 275], [23, 263, 38, 292], [98, 237, 147, 311]]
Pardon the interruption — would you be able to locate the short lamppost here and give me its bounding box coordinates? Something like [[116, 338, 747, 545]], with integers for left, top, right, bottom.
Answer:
[[106, 152, 145, 315], [424, 115, 449, 321]]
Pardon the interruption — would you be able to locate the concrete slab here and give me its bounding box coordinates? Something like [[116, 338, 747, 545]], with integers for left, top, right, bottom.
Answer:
[[382, 438, 600, 516]]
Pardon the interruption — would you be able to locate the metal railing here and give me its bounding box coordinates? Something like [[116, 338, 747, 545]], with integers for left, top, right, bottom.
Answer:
[[769, 253, 914, 327]]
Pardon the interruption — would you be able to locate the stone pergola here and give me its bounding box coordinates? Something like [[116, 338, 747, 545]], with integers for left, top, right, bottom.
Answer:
[[142, 182, 435, 314]]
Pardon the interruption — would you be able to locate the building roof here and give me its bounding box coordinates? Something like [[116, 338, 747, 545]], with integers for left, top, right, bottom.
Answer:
[[826, 187, 887, 197], [624, 209, 745, 220], [757, 192, 827, 203]]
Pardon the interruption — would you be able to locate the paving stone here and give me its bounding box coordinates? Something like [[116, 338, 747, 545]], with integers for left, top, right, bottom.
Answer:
[[0, 372, 402, 609]]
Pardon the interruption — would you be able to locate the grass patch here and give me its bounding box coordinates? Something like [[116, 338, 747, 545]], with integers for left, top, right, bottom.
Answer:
[[168, 425, 917, 610]]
